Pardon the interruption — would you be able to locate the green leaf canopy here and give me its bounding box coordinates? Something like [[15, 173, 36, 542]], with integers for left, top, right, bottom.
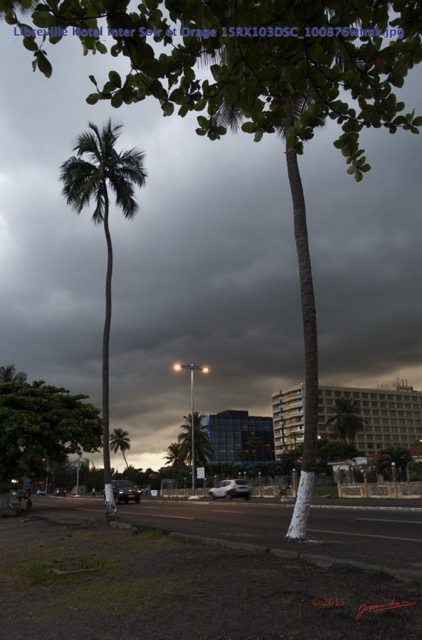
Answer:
[[0, 380, 102, 483]]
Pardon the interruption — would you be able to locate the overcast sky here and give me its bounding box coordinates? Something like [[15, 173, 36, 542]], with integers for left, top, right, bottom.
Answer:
[[1, 21, 421, 472]]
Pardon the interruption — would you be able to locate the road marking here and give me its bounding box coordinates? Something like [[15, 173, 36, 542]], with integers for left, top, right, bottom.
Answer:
[[212, 510, 245, 514], [355, 518, 422, 524], [76, 508, 194, 520], [141, 513, 195, 520], [308, 528, 422, 543]]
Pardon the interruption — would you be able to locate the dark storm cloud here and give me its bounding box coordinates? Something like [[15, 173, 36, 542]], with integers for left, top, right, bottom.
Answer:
[[0, 26, 421, 469]]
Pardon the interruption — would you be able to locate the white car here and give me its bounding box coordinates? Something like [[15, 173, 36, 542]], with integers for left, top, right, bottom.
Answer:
[[209, 479, 251, 501]]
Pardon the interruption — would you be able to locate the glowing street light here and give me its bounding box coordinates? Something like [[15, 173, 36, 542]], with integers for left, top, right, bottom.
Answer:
[[173, 363, 209, 498]]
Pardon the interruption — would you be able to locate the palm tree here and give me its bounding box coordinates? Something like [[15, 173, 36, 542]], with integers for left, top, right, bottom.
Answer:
[[214, 93, 319, 538], [287, 430, 303, 462], [177, 412, 212, 469], [164, 442, 184, 468], [380, 446, 411, 482], [110, 428, 131, 468], [204, 19, 366, 535], [60, 120, 147, 518], [0, 364, 27, 383], [326, 398, 367, 444]]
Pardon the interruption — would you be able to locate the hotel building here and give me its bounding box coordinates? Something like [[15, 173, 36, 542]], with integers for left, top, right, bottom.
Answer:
[[272, 382, 422, 458]]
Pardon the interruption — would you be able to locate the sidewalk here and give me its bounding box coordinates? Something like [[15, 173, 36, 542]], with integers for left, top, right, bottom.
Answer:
[[2, 512, 421, 640]]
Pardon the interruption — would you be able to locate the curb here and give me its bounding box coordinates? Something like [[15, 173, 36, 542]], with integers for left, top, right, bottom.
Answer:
[[168, 531, 422, 584], [144, 498, 422, 512]]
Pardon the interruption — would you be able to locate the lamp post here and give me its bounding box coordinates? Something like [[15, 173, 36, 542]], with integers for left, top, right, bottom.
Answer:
[[174, 363, 209, 499], [391, 461, 397, 483], [75, 453, 82, 497], [44, 458, 49, 495]]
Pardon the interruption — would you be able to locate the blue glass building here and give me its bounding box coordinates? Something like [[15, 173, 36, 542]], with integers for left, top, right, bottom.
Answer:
[[202, 410, 275, 463]]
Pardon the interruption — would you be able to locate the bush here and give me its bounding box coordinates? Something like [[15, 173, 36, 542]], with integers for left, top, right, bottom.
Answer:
[[408, 461, 422, 481]]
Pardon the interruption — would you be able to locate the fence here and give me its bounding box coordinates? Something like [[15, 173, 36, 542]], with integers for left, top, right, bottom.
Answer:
[[337, 481, 422, 499], [159, 476, 303, 499]]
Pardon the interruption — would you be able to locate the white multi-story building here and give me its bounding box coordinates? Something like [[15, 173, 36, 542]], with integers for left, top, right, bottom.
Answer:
[[272, 382, 422, 458]]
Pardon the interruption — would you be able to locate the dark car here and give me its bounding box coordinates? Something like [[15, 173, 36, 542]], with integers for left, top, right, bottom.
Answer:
[[54, 488, 67, 497], [112, 480, 141, 505]]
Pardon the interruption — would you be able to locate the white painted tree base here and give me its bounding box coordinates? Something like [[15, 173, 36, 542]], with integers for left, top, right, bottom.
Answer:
[[285, 471, 315, 540], [104, 482, 117, 519]]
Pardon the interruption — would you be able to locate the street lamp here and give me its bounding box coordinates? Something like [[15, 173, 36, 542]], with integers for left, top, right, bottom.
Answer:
[[174, 363, 209, 499], [391, 461, 397, 483]]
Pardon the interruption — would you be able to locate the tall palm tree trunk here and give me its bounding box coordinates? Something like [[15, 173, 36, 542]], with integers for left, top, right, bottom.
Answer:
[[102, 190, 117, 518], [122, 450, 129, 468], [284, 137, 319, 540]]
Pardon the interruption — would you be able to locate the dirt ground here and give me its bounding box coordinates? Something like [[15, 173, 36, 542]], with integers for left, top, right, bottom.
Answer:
[[0, 514, 421, 640]]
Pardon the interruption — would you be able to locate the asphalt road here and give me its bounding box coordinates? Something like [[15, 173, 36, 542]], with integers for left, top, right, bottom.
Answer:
[[32, 495, 422, 547]]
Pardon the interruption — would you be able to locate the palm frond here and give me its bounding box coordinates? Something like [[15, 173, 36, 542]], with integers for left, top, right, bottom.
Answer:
[[216, 101, 243, 132], [60, 120, 147, 221]]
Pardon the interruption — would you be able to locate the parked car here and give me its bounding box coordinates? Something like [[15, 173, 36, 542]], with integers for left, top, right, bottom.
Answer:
[[112, 480, 141, 505], [54, 488, 67, 497], [209, 479, 251, 500], [36, 489, 46, 496]]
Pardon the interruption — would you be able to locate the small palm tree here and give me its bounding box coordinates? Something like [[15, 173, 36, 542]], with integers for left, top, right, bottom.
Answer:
[[380, 446, 411, 481], [164, 442, 184, 468], [0, 364, 27, 383], [110, 428, 131, 468], [60, 120, 147, 518], [326, 398, 367, 445], [177, 412, 212, 468], [287, 430, 303, 460]]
